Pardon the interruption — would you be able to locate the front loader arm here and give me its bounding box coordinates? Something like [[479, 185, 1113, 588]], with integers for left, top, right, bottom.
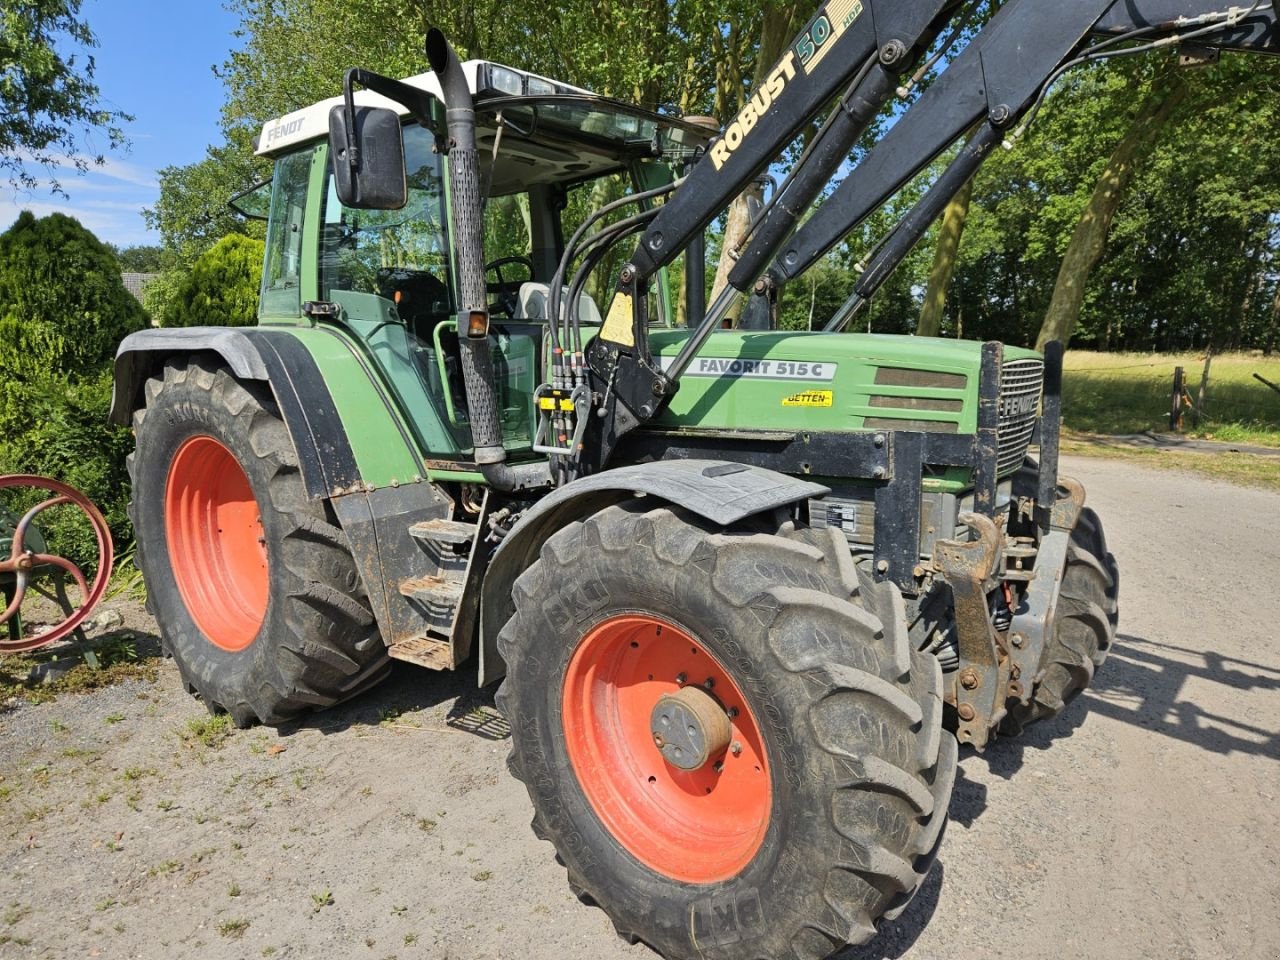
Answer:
[[572, 0, 1276, 471], [624, 0, 962, 282], [761, 0, 1280, 328]]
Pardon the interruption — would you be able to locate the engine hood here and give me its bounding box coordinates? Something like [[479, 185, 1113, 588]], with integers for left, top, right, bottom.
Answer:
[[648, 330, 1040, 436]]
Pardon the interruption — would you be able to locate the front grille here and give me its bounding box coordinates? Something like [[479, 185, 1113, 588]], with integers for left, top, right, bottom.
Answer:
[[996, 358, 1044, 475]]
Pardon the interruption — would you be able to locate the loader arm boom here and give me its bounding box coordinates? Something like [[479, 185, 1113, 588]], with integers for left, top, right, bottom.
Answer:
[[587, 0, 1278, 433]]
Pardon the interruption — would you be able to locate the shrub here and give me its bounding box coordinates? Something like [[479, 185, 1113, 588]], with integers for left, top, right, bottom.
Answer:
[[0, 211, 147, 559], [162, 233, 263, 327], [0, 211, 148, 379]]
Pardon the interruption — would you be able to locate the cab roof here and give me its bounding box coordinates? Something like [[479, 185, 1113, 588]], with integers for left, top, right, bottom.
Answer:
[[254, 60, 715, 166]]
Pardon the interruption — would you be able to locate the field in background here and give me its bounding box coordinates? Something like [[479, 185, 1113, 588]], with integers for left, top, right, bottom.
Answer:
[[1062, 350, 1280, 445]]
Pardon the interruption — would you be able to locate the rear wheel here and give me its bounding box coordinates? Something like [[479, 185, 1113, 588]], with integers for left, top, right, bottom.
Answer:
[[1001, 507, 1119, 734], [497, 501, 956, 960], [128, 358, 390, 725]]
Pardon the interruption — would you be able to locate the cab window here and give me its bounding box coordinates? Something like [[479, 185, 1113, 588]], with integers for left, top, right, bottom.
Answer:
[[260, 147, 314, 318], [319, 125, 453, 338]]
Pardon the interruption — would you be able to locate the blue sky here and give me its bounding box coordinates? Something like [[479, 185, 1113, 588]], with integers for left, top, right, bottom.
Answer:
[[1, 0, 243, 248]]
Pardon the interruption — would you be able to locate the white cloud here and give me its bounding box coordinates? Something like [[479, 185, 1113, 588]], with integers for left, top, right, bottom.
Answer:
[[11, 149, 159, 190]]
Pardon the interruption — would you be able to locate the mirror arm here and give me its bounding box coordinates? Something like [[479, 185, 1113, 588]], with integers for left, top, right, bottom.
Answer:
[[341, 67, 439, 135]]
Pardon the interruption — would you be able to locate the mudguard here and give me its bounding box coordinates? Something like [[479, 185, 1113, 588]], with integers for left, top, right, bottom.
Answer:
[[112, 326, 423, 499], [477, 460, 829, 685], [112, 325, 443, 658]]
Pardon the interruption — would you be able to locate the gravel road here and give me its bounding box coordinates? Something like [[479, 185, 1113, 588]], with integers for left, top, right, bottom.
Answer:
[[1, 455, 1277, 960]]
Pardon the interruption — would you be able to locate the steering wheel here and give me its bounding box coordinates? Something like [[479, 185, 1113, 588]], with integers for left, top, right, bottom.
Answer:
[[485, 256, 535, 317], [0, 475, 113, 653]]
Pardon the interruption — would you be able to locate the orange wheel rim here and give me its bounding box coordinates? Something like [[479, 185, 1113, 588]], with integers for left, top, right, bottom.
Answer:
[[164, 436, 268, 652], [561, 614, 771, 883]]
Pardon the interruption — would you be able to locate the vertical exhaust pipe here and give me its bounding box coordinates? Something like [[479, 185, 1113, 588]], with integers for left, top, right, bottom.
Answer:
[[426, 29, 549, 491]]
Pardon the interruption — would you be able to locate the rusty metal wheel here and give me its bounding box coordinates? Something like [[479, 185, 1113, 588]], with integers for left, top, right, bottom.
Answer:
[[0, 475, 113, 653]]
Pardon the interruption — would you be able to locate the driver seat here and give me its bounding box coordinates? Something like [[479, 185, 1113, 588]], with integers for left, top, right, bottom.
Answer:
[[516, 282, 603, 325]]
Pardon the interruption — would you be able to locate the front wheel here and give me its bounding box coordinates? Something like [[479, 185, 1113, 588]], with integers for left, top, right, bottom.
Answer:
[[496, 502, 956, 960], [128, 358, 390, 725], [1001, 506, 1119, 734]]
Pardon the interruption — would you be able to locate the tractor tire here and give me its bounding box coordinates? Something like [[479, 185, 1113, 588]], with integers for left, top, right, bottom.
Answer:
[[496, 501, 956, 960], [127, 357, 390, 726], [1001, 507, 1119, 735]]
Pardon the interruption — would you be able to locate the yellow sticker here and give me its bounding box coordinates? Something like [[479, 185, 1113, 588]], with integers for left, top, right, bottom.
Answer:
[[600, 292, 636, 348], [782, 389, 833, 408]]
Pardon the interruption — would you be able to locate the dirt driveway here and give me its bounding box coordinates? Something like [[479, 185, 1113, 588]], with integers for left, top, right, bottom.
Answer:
[[1, 455, 1277, 960]]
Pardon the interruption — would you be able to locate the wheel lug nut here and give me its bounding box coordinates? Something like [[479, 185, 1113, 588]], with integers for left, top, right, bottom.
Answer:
[[675, 672, 687, 685], [713, 761, 723, 773], [730, 741, 742, 756], [702, 677, 715, 689], [727, 707, 739, 719]]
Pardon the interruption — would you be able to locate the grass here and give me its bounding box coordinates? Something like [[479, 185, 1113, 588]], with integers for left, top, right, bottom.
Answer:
[[1062, 350, 1280, 444], [218, 918, 250, 939], [0, 653, 159, 710], [180, 714, 234, 749], [1062, 434, 1280, 492]]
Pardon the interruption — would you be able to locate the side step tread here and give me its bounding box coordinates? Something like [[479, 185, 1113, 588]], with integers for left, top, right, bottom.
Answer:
[[409, 518, 478, 546], [399, 576, 465, 607], [387, 635, 453, 670]]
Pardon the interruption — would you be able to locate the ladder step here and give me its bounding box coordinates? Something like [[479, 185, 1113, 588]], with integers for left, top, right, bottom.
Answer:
[[408, 518, 478, 546], [399, 575, 465, 607], [387, 635, 453, 670]]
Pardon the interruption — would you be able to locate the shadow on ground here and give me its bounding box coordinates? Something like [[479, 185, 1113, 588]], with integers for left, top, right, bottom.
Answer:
[[1084, 633, 1280, 758], [277, 660, 509, 740]]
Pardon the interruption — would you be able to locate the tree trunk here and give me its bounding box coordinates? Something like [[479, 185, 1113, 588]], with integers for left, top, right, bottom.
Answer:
[[707, 1, 806, 325], [1036, 73, 1187, 351], [917, 175, 975, 337], [1265, 282, 1280, 356]]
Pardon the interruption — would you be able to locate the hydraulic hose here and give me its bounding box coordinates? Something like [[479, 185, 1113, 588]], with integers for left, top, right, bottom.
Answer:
[[426, 29, 550, 492]]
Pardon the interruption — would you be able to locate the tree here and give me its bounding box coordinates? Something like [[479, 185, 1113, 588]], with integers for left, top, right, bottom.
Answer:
[[0, 0, 130, 193], [0, 211, 148, 379], [162, 233, 264, 328], [110, 244, 170, 273], [1036, 67, 1187, 349], [917, 177, 974, 337], [0, 211, 146, 552]]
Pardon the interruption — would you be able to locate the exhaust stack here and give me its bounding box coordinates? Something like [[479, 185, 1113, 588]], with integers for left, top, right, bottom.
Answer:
[[426, 29, 549, 491]]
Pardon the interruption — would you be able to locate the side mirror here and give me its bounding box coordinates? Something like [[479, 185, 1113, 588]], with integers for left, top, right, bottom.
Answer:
[[328, 104, 407, 210]]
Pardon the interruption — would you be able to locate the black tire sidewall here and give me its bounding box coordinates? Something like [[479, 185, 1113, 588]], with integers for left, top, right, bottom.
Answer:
[[506, 532, 881, 959], [132, 374, 291, 708]]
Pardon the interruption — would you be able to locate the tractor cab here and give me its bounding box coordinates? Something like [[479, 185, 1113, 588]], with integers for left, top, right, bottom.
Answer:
[[251, 65, 713, 464]]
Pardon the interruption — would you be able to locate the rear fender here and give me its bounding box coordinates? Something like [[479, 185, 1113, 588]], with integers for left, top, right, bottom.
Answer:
[[112, 325, 445, 657], [478, 460, 829, 686]]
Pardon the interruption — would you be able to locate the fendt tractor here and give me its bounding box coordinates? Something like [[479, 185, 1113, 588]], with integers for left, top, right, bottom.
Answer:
[[112, 1, 1276, 956]]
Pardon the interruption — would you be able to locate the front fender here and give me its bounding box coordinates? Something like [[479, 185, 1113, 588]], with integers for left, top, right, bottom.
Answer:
[[478, 460, 829, 686]]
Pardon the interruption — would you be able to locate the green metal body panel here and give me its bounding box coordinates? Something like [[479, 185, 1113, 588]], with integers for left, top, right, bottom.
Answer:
[[646, 330, 1040, 492], [272, 325, 426, 487]]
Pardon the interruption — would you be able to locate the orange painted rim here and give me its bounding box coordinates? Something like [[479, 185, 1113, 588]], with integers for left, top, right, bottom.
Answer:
[[164, 436, 268, 652], [561, 614, 771, 883]]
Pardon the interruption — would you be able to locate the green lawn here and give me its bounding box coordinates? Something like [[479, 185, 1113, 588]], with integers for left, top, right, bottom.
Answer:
[[1061, 350, 1280, 446]]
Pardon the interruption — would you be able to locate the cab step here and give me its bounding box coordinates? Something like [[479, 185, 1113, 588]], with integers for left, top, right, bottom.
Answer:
[[408, 518, 478, 546], [399, 575, 464, 609], [386, 635, 453, 670]]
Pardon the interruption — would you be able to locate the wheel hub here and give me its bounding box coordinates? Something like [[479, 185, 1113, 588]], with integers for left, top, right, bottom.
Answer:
[[650, 684, 731, 771]]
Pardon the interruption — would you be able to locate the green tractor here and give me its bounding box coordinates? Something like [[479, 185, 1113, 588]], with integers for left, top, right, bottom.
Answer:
[[137, 0, 1280, 952]]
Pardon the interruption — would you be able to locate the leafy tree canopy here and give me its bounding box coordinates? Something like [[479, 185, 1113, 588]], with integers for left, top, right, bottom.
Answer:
[[0, 0, 131, 194]]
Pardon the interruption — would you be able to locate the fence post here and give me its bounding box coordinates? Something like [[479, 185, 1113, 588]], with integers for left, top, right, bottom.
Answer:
[[1193, 347, 1212, 427], [1170, 366, 1185, 430]]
